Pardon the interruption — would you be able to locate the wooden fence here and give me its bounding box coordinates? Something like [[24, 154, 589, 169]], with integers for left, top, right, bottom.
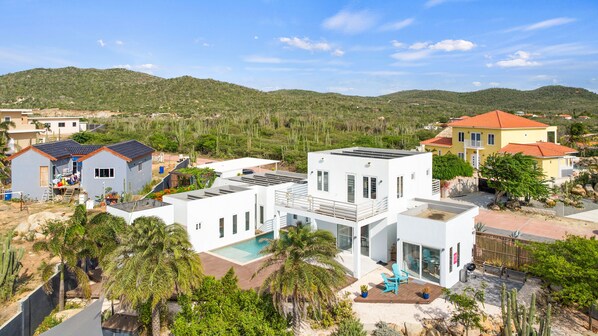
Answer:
[[473, 232, 533, 270]]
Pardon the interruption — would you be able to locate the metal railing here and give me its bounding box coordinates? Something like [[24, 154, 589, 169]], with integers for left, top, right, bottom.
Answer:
[[432, 179, 440, 195], [464, 139, 484, 148], [275, 190, 388, 222]]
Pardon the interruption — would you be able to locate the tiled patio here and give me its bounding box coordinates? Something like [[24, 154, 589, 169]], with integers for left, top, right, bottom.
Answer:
[[354, 280, 443, 304]]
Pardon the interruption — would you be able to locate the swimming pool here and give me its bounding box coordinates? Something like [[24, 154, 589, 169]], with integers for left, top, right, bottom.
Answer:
[[209, 232, 274, 264]]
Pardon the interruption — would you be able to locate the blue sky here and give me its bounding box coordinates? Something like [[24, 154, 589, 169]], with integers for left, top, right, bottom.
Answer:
[[1, 0, 597, 96]]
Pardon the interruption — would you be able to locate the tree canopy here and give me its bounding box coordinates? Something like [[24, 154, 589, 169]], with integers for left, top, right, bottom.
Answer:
[[432, 153, 474, 181], [479, 153, 549, 204]]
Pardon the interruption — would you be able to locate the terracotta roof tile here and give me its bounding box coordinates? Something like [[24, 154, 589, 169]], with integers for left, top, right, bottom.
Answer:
[[420, 137, 452, 147], [499, 142, 578, 158], [448, 110, 548, 129]]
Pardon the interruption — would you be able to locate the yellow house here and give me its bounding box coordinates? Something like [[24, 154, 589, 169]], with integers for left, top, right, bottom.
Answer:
[[420, 110, 577, 179], [0, 109, 44, 154]]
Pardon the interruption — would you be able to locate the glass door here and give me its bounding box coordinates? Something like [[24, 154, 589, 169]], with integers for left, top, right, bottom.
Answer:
[[337, 225, 353, 251], [360, 225, 369, 256], [347, 174, 355, 203], [421, 246, 440, 284], [402, 242, 420, 278], [470, 132, 481, 147]]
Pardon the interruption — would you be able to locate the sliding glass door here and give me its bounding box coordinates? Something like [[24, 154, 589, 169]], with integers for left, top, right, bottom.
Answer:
[[337, 225, 352, 251], [402, 242, 441, 284]]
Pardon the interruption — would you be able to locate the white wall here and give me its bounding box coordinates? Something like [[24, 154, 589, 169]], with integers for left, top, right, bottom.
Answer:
[[33, 118, 82, 136], [163, 189, 257, 252], [107, 204, 175, 225]]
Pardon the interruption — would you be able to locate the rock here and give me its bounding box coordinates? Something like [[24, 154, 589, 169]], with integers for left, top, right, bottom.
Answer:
[[28, 212, 65, 232], [585, 184, 594, 195], [14, 221, 30, 234], [402, 322, 424, 336], [489, 203, 501, 211], [545, 199, 556, 207], [34, 233, 45, 240], [571, 184, 587, 197]]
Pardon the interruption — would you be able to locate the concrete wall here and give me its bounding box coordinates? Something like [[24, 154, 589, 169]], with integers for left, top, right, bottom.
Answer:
[[124, 155, 152, 195], [163, 189, 257, 252], [10, 150, 52, 201], [41, 299, 103, 336], [80, 151, 128, 200], [107, 204, 174, 225]]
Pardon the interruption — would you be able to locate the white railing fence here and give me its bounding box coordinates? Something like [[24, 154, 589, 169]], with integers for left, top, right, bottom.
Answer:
[[432, 179, 440, 195]]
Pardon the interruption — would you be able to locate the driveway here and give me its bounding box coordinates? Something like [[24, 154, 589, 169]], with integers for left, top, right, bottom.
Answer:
[[566, 208, 598, 223]]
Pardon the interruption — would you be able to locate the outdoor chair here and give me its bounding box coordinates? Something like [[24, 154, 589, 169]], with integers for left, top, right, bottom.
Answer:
[[381, 273, 398, 294], [391, 263, 409, 284]]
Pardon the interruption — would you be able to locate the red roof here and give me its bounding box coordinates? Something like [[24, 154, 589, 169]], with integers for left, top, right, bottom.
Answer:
[[499, 142, 577, 158], [448, 110, 548, 129], [420, 137, 453, 147]]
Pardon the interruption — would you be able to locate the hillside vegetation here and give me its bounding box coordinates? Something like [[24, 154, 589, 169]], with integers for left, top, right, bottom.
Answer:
[[1, 67, 597, 170]]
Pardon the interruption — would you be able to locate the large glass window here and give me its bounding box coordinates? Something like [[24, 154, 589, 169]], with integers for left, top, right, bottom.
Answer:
[[488, 133, 495, 145], [363, 176, 377, 199], [219, 218, 224, 238], [259, 206, 264, 224], [347, 175, 355, 203], [360, 225, 369, 256], [94, 168, 114, 178], [317, 171, 329, 191], [403, 242, 440, 284], [403, 242, 420, 278], [422, 246, 440, 283], [337, 225, 352, 251], [458, 132, 464, 142], [232, 215, 237, 234]]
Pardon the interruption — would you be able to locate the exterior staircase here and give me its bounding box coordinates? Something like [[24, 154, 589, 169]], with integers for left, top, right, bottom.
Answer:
[[42, 186, 54, 202], [63, 188, 75, 203]]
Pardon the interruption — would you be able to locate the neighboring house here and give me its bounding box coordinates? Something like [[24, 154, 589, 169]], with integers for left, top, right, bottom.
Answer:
[[557, 114, 573, 120], [420, 110, 577, 179], [8, 139, 153, 201], [29, 116, 87, 140], [107, 199, 174, 225], [0, 109, 44, 153], [197, 157, 279, 178], [109, 148, 478, 287]]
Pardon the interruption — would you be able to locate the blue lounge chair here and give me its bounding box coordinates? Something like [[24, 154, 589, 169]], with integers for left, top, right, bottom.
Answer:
[[381, 273, 398, 294], [391, 263, 409, 284]]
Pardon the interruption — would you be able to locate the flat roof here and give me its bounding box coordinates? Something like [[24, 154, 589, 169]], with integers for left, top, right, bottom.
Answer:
[[165, 185, 251, 201], [30, 116, 82, 120], [400, 199, 476, 222], [229, 171, 307, 187], [108, 199, 171, 212], [6, 129, 44, 134], [317, 147, 425, 160], [197, 157, 279, 172]]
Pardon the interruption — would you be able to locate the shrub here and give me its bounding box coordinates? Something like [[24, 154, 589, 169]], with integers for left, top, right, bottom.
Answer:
[[331, 317, 367, 336], [372, 321, 403, 336], [432, 154, 473, 181]]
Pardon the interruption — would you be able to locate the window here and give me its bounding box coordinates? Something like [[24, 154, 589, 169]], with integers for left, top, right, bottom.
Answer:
[[58, 122, 65, 127], [438, 150, 442, 155], [411, 172, 415, 180], [233, 215, 237, 234], [397, 176, 404, 198], [547, 131, 556, 143], [3, 117, 10, 122], [72, 122, 77, 127], [39, 166, 49, 187], [362, 176, 377, 199], [245, 212, 250, 231], [458, 152, 465, 160], [293, 214, 297, 219], [458, 132, 464, 142], [259, 206, 264, 224], [219, 218, 224, 238], [138, 162, 142, 171], [457, 243, 461, 267], [317, 170, 329, 191], [488, 133, 495, 145], [449, 247, 453, 272], [94, 168, 114, 178], [195, 223, 201, 230]]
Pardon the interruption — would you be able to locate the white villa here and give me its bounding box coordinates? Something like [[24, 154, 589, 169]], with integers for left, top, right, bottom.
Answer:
[[107, 147, 478, 288]]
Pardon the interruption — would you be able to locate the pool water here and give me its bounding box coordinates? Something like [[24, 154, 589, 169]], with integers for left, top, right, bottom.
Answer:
[[210, 232, 274, 264]]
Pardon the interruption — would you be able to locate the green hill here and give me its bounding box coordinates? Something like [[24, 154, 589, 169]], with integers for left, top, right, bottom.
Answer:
[[1, 67, 597, 117]]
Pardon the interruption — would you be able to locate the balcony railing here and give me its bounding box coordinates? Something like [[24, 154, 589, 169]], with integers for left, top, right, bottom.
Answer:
[[464, 139, 484, 148], [275, 190, 388, 222], [432, 179, 440, 195]]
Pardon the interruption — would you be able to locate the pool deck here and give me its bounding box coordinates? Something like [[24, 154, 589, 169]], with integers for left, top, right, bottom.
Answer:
[[199, 252, 357, 291]]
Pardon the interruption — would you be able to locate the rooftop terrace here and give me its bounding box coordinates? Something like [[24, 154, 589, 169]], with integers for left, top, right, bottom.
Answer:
[[109, 199, 171, 212], [317, 147, 425, 160], [166, 185, 251, 201], [401, 198, 476, 222], [229, 171, 306, 187]]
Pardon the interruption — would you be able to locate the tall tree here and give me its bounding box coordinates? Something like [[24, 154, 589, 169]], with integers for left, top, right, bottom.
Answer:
[[34, 218, 91, 311], [254, 225, 346, 335], [103, 217, 202, 336], [86, 212, 127, 266], [479, 153, 549, 204]]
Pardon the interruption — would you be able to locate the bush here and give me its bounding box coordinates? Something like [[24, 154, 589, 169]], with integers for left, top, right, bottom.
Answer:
[[372, 321, 403, 336], [432, 154, 473, 181], [308, 295, 354, 329], [331, 317, 367, 336], [33, 314, 63, 335]]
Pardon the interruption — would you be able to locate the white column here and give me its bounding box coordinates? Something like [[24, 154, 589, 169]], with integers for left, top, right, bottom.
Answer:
[[310, 217, 317, 231], [476, 149, 480, 169], [352, 224, 361, 279], [273, 211, 280, 239]]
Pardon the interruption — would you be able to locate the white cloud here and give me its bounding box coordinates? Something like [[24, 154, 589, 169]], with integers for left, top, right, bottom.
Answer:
[[491, 51, 540, 68], [279, 37, 331, 51], [328, 86, 355, 93], [489, 82, 500, 87], [332, 49, 345, 57], [391, 50, 432, 61], [409, 42, 430, 50], [244, 56, 282, 64], [113, 64, 132, 69], [254, 36, 259, 40], [202, 42, 210, 47], [115, 40, 124, 46], [391, 40, 405, 48], [425, 0, 447, 8], [511, 17, 576, 32], [472, 81, 482, 87], [97, 39, 106, 47], [322, 10, 377, 34], [380, 18, 415, 31], [429, 39, 475, 51], [138, 63, 157, 69]]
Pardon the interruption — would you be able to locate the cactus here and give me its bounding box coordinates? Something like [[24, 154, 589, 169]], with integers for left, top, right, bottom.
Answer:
[[0, 232, 24, 302], [501, 284, 552, 336]]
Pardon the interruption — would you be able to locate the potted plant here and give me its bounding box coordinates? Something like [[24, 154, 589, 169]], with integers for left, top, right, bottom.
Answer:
[[422, 286, 430, 299], [360, 285, 369, 298]]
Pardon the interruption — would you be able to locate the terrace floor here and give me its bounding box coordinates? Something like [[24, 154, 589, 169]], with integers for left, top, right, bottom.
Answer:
[[354, 280, 443, 304]]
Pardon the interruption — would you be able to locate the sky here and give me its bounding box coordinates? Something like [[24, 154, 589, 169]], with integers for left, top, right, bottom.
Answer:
[[1, 0, 597, 96]]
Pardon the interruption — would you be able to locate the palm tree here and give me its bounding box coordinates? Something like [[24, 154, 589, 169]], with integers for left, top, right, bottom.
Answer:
[[254, 225, 346, 335], [34, 218, 91, 311], [86, 212, 127, 266], [0, 120, 15, 155], [103, 216, 202, 336]]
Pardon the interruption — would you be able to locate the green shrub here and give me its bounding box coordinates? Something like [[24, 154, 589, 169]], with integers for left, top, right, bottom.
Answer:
[[432, 154, 474, 181], [372, 321, 403, 336], [331, 317, 367, 336], [33, 314, 63, 335]]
